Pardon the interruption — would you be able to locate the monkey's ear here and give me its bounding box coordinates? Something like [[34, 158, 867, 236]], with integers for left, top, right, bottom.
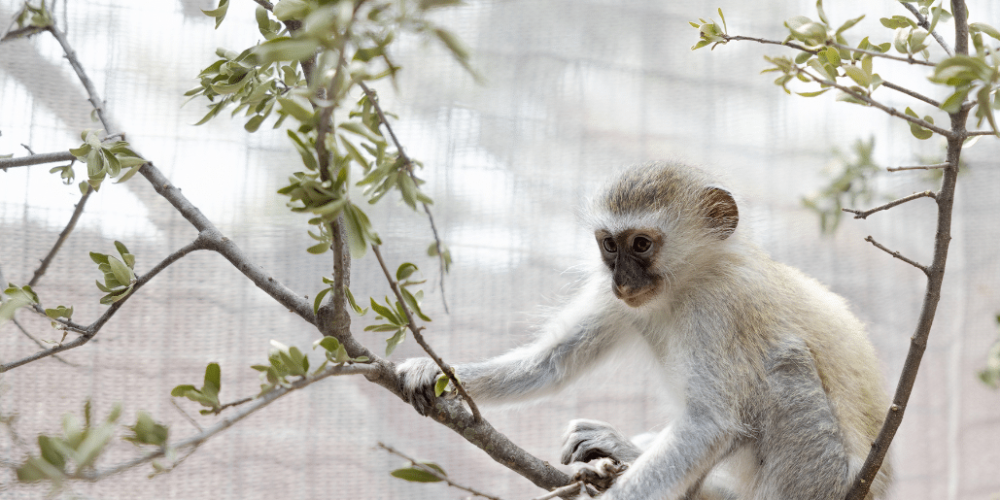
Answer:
[[702, 186, 739, 239]]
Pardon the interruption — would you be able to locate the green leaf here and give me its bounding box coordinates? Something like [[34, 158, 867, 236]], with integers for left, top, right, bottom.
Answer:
[[307, 242, 330, 254], [244, 114, 266, 132], [835, 15, 864, 36], [717, 8, 727, 33], [273, 0, 310, 21], [312, 287, 330, 314], [385, 328, 406, 356], [396, 262, 418, 281], [254, 37, 320, 64], [940, 87, 970, 113], [203, 362, 221, 400], [370, 298, 400, 324], [970, 22, 1000, 41], [124, 412, 169, 447], [390, 463, 446, 483], [796, 89, 831, 97], [313, 336, 340, 353], [434, 373, 450, 397], [202, 0, 229, 29], [825, 47, 841, 67], [345, 286, 367, 315], [107, 256, 134, 288], [843, 66, 870, 87]]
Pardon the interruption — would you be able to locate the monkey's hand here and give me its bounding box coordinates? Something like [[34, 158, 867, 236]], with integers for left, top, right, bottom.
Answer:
[[561, 419, 643, 465], [571, 457, 627, 497], [395, 357, 443, 416]]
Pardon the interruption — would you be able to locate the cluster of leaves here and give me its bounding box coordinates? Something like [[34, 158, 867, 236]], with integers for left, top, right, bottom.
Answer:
[[90, 241, 136, 304], [390, 461, 448, 483], [694, 1, 1000, 138], [16, 401, 120, 487], [11, 0, 52, 31], [191, 0, 469, 260], [0, 283, 74, 329], [801, 137, 881, 233], [68, 130, 146, 193], [252, 338, 369, 396], [979, 314, 1000, 389], [0, 283, 38, 326], [930, 23, 1000, 135], [15, 401, 170, 489], [360, 262, 431, 355], [171, 363, 224, 414]]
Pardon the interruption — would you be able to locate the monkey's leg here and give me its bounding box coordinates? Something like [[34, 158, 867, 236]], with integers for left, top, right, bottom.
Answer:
[[754, 342, 852, 500]]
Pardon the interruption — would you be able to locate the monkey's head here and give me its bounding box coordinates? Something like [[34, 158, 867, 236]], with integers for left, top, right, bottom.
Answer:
[[587, 162, 739, 308]]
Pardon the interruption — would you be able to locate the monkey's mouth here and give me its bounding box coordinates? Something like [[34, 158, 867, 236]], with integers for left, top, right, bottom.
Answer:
[[614, 287, 657, 308]]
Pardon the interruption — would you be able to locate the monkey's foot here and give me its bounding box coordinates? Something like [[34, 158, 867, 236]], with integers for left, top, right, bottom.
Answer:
[[571, 457, 627, 496]]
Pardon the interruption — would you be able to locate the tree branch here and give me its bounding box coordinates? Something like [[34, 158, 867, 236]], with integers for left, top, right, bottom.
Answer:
[[531, 482, 584, 500], [828, 42, 936, 67], [966, 130, 999, 137], [78, 363, 374, 481], [845, 5, 969, 497], [0, 238, 206, 373], [863, 235, 929, 274], [370, 245, 482, 422], [0, 151, 75, 170], [800, 69, 955, 138], [9, 318, 77, 367], [250, 0, 274, 10], [28, 187, 92, 287], [719, 34, 817, 54], [887, 163, 949, 172], [901, 1, 953, 55], [377, 442, 503, 500], [880, 80, 941, 108], [358, 82, 450, 313], [842, 191, 936, 219]]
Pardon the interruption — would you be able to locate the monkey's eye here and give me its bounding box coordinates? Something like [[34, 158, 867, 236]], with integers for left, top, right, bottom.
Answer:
[[602, 238, 618, 253], [632, 236, 652, 253]]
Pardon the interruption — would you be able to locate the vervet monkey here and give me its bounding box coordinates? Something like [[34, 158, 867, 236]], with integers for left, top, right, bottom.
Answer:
[[397, 161, 892, 499]]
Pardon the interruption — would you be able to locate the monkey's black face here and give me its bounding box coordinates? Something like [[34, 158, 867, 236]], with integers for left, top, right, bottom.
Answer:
[[595, 229, 663, 307]]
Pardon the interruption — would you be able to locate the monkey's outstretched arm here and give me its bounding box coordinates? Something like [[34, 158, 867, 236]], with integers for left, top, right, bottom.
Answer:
[[601, 405, 738, 500], [397, 281, 626, 414]]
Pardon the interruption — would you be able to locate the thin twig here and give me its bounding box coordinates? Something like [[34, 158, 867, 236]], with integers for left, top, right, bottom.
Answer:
[[799, 69, 955, 138], [212, 397, 253, 415], [966, 130, 999, 137], [901, 1, 953, 55], [531, 482, 584, 500], [880, 80, 941, 108], [377, 442, 503, 500], [719, 34, 817, 54], [29, 187, 93, 287], [0, 151, 75, 170], [250, 0, 274, 10], [170, 399, 203, 432], [842, 191, 936, 219], [47, 25, 111, 133], [358, 82, 450, 313], [19, 144, 35, 155], [863, 236, 928, 274], [0, 239, 207, 373], [370, 245, 481, 422], [78, 363, 374, 481], [0, 25, 46, 42], [828, 42, 935, 67], [887, 163, 949, 172], [10, 318, 77, 366]]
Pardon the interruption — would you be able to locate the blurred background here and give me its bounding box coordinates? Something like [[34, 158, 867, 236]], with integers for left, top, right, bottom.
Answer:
[[1, 0, 999, 498]]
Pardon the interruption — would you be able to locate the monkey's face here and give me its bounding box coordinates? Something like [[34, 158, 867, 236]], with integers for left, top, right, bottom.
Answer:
[[595, 228, 664, 308]]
